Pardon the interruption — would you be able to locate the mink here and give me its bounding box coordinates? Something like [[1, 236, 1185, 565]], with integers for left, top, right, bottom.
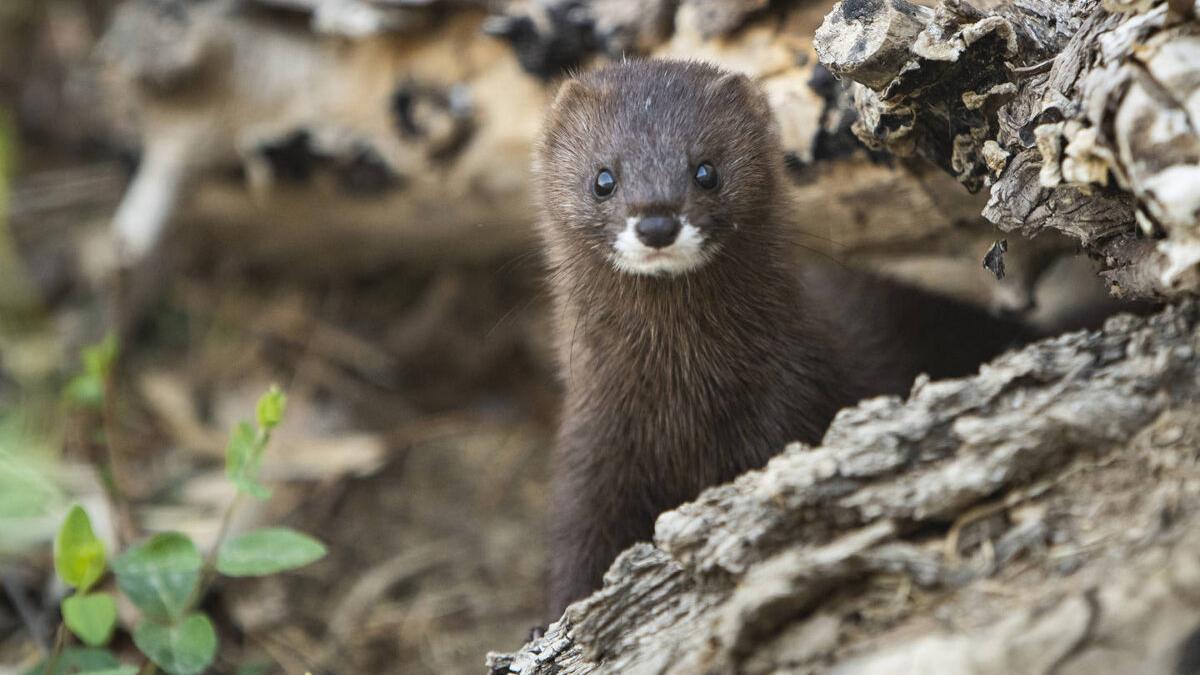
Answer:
[[534, 59, 1030, 618]]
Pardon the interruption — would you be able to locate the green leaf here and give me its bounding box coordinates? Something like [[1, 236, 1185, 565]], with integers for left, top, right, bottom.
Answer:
[[255, 386, 286, 431], [22, 647, 120, 675], [225, 422, 270, 501], [64, 373, 105, 409], [66, 335, 118, 410], [78, 668, 139, 675], [112, 533, 201, 622], [216, 527, 326, 577], [54, 505, 106, 592], [133, 613, 218, 675], [224, 421, 257, 481], [63, 592, 118, 647], [82, 334, 118, 379]]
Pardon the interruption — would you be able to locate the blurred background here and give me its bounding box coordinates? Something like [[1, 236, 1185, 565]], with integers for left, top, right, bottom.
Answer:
[[0, 0, 1128, 673]]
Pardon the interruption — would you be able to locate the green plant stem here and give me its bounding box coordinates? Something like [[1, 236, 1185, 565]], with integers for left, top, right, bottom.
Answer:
[[138, 661, 158, 675], [101, 357, 138, 546], [183, 491, 244, 614], [207, 492, 243, 573], [170, 427, 262, 646], [174, 422, 269, 664], [43, 622, 68, 675]]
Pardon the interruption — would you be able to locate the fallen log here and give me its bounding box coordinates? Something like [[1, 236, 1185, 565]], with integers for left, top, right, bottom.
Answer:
[[488, 300, 1200, 674]]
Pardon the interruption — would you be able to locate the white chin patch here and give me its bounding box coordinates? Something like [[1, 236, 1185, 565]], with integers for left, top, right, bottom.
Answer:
[[610, 216, 713, 276]]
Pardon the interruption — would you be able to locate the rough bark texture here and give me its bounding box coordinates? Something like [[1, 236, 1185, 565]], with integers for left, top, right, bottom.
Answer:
[[489, 300, 1200, 674], [815, 0, 1200, 300]]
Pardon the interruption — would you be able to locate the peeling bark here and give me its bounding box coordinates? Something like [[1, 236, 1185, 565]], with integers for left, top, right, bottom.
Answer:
[[815, 0, 1200, 299]]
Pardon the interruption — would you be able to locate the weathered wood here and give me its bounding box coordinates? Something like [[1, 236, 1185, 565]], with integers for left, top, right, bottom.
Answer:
[[489, 301, 1200, 674], [815, 0, 1200, 300], [99, 0, 545, 268]]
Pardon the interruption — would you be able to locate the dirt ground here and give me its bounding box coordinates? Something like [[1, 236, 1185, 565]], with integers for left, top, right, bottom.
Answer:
[[0, 149, 560, 673]]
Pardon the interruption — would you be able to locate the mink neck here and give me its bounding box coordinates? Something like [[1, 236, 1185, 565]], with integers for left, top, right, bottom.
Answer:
[[557, 225, 832, 385], [550, 219, 857, 483]]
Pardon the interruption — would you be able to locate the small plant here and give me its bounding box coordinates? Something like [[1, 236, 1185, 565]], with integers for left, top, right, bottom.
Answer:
[[63, 335, 117, 411], [39, 384, 326, 674]]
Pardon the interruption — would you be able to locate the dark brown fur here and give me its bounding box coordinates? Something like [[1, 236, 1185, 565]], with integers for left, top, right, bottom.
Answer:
[[535, 60, 1029, 619]]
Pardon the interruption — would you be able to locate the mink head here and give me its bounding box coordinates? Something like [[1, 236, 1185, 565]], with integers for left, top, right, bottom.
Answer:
[[535, 60, 783, 277]]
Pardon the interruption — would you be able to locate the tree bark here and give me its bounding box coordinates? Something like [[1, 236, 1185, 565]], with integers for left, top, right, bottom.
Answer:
[[814, 0, 1200, 300], [488, 300, 1200, 674]]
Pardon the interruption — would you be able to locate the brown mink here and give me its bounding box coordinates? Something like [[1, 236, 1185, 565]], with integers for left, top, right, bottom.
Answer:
[[534, 59, 1030, 619]]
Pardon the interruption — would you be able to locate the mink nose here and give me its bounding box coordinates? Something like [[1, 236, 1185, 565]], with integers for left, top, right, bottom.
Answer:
[[635, 216, 681, 248]]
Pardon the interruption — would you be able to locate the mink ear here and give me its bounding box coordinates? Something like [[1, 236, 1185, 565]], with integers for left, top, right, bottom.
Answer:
[[550, 77, 597, 113], [705, 70, 753, 96], [706, 69, 773, 119]]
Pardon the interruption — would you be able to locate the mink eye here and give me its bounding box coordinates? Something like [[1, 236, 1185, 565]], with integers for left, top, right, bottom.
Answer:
[[593, 169, 616, 199], [694, 162, 718, 190]]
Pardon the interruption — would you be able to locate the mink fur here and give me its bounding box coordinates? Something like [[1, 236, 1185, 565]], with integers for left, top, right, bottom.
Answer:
[[534, 59, 1030, 618]]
